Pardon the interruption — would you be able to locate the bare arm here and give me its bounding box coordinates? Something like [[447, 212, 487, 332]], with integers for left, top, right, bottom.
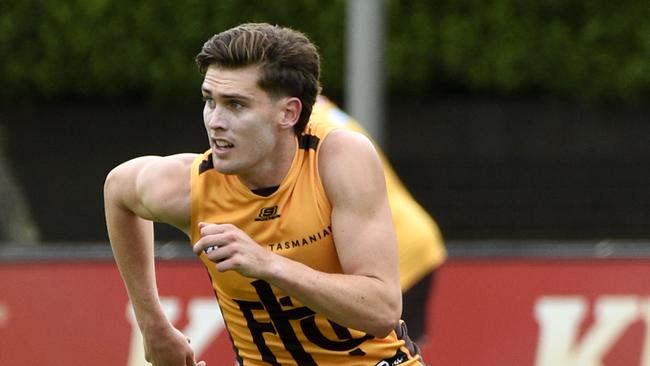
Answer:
[[280, 130, 402, 335], [194, 131, 402, 337], [104, 153, 202, 365]]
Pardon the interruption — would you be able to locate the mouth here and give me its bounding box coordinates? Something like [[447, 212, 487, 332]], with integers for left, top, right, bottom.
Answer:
[[212, 138, 234, 149]]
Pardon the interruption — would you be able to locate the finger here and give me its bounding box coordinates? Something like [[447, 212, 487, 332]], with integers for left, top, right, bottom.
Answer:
[[193, 242, 209, 255], [198, 222, 210, 236], [195, 242, 232, 268], [199, 222, 225, 236], [193, 236, 222, 255], [205, 245, 232, 264], [199, 222, 223, 236]]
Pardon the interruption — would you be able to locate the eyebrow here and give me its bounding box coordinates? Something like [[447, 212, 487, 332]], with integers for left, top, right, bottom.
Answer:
[[201, 88, 252, 101]]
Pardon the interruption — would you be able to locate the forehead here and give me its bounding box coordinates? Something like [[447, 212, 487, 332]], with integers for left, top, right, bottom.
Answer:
[[202, 64, 264, 96]]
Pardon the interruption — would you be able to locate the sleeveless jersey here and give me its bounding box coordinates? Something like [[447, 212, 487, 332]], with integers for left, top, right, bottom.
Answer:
[[190, 121, 424, 365], [311, 97, 446, 290]]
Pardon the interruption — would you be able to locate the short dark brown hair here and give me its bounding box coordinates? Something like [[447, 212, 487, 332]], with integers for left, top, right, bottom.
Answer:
[[196, 23, 321, 135]]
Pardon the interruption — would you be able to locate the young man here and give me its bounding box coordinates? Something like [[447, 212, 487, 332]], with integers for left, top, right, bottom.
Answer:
[[104, 23, 425, 365]]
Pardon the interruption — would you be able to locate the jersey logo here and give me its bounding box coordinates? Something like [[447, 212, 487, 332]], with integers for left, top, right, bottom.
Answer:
[[234, 279, 373, 365], [255, 206, 281, 221]]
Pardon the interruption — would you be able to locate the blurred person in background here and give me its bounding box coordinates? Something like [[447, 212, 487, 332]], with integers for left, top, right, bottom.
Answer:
[[0, 124, 40, 244], [313, 96, 446, 344], [105, 22, 427, 365]]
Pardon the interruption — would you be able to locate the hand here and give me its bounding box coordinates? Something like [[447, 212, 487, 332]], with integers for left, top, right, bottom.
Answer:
[[142, 325, 206, 366], [193, 222, 272, 278]]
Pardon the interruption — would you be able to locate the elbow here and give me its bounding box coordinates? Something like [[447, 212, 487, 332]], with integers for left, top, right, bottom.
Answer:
[[103, 168, 119, 204], [103, 167, 118, 196], [104, 166, 122, 197], [369, 309, 401, 338], [103, 164, 131, 209], [363, 281, 402, 338], [104, 162, 133, 200], [365, 296, 402, 338]]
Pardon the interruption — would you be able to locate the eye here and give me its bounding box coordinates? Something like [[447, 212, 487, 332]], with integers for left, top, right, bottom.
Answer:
[[228, 100, 244, 110], [203, 96, 215, 109]]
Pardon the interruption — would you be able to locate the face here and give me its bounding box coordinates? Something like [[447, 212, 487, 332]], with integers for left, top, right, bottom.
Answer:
[[201, 65, 289, 181]]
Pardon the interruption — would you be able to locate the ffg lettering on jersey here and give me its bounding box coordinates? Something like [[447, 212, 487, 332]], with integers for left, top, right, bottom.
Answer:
[[235, 279, 373, 365]]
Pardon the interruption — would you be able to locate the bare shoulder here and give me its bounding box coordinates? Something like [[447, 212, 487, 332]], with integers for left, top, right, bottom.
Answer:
[[319, 128, 375, 156], [105, 153, 199, 233], [319, 129, 384, 203], [137, 153, 197, 231], [106, 153, 197, 181], [137, 153, 197, 180]]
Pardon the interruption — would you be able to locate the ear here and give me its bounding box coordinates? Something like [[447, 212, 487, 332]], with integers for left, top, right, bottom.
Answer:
[[278, 97, 302, 130]]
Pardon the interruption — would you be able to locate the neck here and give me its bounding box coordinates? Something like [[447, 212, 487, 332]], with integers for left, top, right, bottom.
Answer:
[[238, 134, 298, 189]]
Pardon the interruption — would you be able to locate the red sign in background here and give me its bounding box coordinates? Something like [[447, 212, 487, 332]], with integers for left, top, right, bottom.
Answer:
[[2, 258, 650, 365], [425, 259, 650, 365], [0, 261, 235, 366]]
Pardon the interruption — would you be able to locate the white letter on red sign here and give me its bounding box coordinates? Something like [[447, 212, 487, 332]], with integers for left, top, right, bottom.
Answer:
[[534, 296, 639, 366], [125, 297, 224, 366]]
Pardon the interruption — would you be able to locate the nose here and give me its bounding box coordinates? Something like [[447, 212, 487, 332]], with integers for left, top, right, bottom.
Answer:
[[205, 105, 228, 130]]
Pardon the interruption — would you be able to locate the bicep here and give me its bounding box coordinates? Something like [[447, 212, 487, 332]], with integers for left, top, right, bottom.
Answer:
[[320, 131, 399, 282]]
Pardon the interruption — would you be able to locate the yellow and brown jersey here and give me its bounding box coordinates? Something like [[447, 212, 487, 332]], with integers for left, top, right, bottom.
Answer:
[[311, 97, 446, 290], [190, 121, 424, 365]]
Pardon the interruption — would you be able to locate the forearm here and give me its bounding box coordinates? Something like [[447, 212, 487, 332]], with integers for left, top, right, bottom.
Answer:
[[108, 212, 167, 328], [104, 172, 169, 332], [263, 255, 401, 337]]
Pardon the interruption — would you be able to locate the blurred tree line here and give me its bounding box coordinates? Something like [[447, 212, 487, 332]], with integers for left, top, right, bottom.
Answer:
[[1, 0, 650, 105], [2, 0, 650, 243]]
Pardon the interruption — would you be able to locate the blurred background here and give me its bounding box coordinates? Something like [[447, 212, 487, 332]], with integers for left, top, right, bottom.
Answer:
[[2, 1, 650, 365], [1, 0, 650, 244]]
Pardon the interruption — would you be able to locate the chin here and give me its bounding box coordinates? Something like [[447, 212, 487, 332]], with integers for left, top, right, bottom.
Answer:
[[213, 164, 238, 175], [210, 157, 236, 175]]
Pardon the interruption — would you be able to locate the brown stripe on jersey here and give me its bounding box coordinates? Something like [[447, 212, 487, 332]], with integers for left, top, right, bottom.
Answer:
[[299, 134, 320, 150], [198, 154, 214, 174]]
